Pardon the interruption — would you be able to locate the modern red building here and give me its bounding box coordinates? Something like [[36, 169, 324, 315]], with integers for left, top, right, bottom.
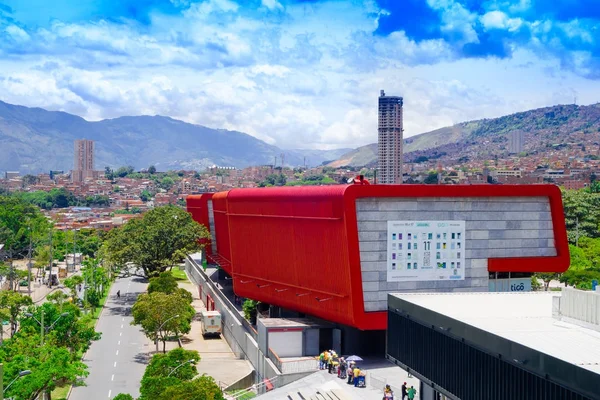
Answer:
[[187, 184, 569, 331]]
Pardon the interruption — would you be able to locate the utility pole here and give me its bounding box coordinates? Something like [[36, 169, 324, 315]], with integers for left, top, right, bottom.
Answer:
[[74, 229, 78, 271], [280, 153, 285, 169], [9, 250, 14, 291], [40, 310, 44, 346], [273, 156, 277, 169], [48, 229, 53, 287], [576, 217, 580, 247], [303, 157, 306, 170], [27, 227, 32, 297]]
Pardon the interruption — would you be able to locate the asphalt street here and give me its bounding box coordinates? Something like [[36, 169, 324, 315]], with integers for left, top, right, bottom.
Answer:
[[70, 273, 150, 400]]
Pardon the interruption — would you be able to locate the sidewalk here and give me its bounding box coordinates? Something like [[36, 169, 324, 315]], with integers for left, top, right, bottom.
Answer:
[[162, 271, 253, 389]]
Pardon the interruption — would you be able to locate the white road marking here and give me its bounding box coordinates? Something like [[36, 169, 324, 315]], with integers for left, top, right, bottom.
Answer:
[[114, 361, 117, 367], [108, 390, 111, 398], [111, 374, 114, 381], [116, 350, 119, 356], [120, 332, 122, 337], [121, 324, 123, 328], [122, 318, 124, 322], [118, 340, 121, 345]]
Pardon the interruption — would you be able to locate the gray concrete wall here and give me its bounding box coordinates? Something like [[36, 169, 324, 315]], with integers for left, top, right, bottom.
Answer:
[[207, 200, 217, 254], [185, 257, 310, 390], [357, 197, 556, 312]]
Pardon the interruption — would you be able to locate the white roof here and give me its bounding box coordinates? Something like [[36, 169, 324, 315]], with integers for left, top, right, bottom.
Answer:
[[390, 292, 600, 375]]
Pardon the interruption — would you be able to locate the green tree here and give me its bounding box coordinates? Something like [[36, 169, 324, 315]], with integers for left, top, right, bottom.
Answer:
[[160, 177, 175, 191], [148, 165, 157, 174], [561, 189, 600, 243], [0, 195, 49, 261], [102, 206, 210, 277], [242, 299, 258, 324], [159, 375, 224, 400], [148, 271, 178, 294], [113, 394, 135, 400], [2, 343, 88, 400], [64, 275, 84, 302], [22, 174, 39, 186], [46, 291, 70, 310], [532, 273, 559, 291], [423, 172, 439, 184], [143, 348, 200, 380], [20, 302, 97, 354], [0, 291, 32, 338], [115, 166, 135, 178], [105, 166, 115, 181], [140, 189, 152, 202], [132, 291, 195, 353]]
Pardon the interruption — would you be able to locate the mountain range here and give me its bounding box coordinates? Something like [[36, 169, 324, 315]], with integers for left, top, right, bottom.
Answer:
[[328, 103, 600, 168], [0, 100, 350, 174]]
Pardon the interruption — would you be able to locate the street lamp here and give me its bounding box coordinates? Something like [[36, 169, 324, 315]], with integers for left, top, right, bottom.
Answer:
[[24, 312, 69, 345], [4, 370, 32, 393], [156, 314, 179, 353], [167, 359, 195, 377]]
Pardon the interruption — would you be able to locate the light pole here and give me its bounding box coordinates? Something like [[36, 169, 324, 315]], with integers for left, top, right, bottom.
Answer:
[[3, 369, 31, 394], [156, 314, 179, 353], [24, 311, 69, 345], [167, 359, 195, 377]]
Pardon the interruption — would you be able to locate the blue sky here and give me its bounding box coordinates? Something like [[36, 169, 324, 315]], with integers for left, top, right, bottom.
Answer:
[[1, 0, 600, 149]]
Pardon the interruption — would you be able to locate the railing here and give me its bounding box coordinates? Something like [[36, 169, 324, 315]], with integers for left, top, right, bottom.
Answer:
[[267, 347, 319, 375], [228, 375, 280, 399], [186, 256, 258, 340]]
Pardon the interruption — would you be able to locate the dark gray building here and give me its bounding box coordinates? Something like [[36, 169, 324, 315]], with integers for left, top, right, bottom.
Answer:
[[378, 90, 404, 184]]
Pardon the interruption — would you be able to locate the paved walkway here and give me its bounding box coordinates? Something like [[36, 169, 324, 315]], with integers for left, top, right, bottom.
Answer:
[[166, 272, 253, 389], [70, 274, 151, 400]]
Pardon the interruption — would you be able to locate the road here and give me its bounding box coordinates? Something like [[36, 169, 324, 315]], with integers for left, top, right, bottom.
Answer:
[[70, 273, 150, 400]]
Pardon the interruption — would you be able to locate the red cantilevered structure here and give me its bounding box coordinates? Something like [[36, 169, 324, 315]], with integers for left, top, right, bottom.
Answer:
[[187, 184, 569, 330]]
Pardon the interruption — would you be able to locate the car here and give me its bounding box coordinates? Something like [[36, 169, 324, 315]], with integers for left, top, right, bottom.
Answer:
[[19, 280, 28, 287]]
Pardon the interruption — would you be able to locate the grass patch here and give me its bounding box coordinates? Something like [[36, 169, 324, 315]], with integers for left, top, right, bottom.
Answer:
[[227, 389, 256, 399], [84, 281, 113, 328], [171, 268, 188, 281], [51, 384, 70, 399]]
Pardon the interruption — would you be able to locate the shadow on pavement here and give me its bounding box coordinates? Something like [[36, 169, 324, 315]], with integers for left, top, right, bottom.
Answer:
[[133, 352, 152, 365]]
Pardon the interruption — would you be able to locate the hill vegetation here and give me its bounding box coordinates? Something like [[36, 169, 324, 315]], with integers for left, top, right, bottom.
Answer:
[[329, 103, 600, 167]]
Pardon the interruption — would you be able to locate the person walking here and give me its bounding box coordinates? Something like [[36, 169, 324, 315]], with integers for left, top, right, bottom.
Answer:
[[319, 351, 325, 370], [401, 382, 407, 400], [116, 290, 121, 298], [407, 386, 417, 400]]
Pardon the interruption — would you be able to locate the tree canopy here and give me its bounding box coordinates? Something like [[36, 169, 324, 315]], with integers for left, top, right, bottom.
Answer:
[[138, 348, 223, 400], [102, 205, 210, 277], [132, 291, 194, 353]]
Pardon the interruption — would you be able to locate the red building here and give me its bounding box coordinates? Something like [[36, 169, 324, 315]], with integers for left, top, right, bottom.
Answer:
[[187, 184, 569, 331]]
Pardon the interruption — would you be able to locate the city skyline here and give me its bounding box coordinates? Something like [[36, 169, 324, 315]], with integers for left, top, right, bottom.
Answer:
[[1, 0, 600, 150]]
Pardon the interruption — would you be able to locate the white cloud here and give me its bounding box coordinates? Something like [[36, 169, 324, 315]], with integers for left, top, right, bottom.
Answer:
[[480, 11, 523, 32], [5, 25, 30, 41], [1, 0, 600, 153], [261, 0, 283, 11]]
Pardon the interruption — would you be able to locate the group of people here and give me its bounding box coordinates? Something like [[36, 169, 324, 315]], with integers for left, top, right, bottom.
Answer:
[[317, 351, 417, 399], [318, 350, 366, 387], [382, 382, 417, 400]]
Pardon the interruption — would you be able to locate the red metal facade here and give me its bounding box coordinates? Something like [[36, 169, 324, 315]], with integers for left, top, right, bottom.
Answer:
[[187, 184, 569, 331], [211, 191, 233, 275], [186, 194, 213, 258]]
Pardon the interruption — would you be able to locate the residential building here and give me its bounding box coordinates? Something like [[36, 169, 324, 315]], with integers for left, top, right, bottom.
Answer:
[[509, 130, 524, 154], [378, 90, 404, 184], [72, 139, 96, 182], [4, 171, 20, 179]]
